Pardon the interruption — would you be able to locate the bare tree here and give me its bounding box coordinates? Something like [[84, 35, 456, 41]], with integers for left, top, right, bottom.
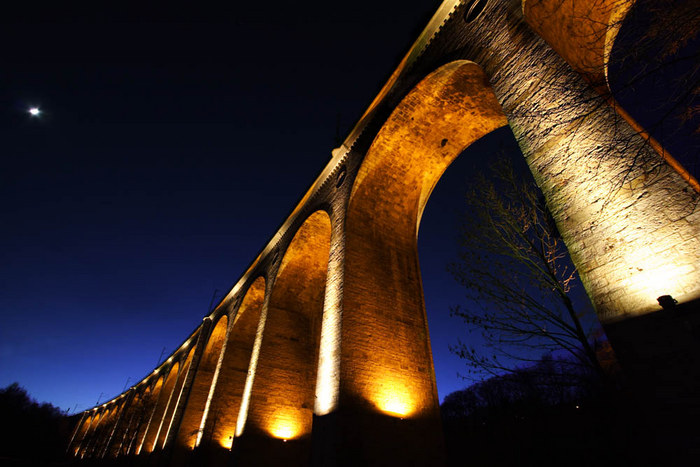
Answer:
[[448, 156, 607, 381]]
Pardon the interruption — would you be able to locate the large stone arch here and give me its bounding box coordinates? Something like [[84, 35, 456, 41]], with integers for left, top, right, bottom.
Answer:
[[70, 412, 94, 456], [142, 361, 180, 453], [126, 385, 153, 454], [134, 374, 165, 454], [98, 400, 126, 458], [175, 316, 229, 450], [74, 411, 98, 458], [91, 403, 120, 458], [109, 393, 139, 457], [116, 389, 148, 456], [340, 60, 507, 465], [158, 346, 195, 450], [233, 210, 332, 466], [198, 276, 266, 457], [84, 410, 104, 458], [80, 409, 107, 458]]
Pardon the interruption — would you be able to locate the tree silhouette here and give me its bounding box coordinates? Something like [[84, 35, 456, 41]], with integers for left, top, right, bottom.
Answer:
[[0, 382, 74, 462], [448, 156, 608, 381]]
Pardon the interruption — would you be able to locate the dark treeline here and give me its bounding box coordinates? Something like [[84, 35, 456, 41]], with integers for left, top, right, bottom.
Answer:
[[440, 354, 653, 467], [0, 383, 76, 465]]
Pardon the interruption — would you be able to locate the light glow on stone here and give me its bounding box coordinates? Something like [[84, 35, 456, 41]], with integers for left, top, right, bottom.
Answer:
[[267, 415, 301, 440], [235, 306, 267, 437], [374, 379, 417, 418], [314, 273, 341, 416], [219, 434, 234, 450]]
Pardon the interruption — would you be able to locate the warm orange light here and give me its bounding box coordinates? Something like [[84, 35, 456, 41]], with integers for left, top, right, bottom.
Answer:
[[219, 435, 234, 450], [608, 248, 697, 313], [270, 423, 297, 440], [315, 284, 341, 416], [266, 413, 303, 440], [374, 380, 417, 418]]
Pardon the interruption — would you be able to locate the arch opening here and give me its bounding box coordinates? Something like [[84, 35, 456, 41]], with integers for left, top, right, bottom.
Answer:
[[101, 401, 126, 458], [71, 413, 95, 456], [235, 210, 331, 465], [344, 60, 507, 420], [81, 409, 108, 458], [115, 394, 140, 456], [92, 405, 119, 458], [134, 375, 164, 454], [126, 386, 153, 455], [176, 316, 228, 449], [157, 347, 195, 450], [199, 276, 266, 451], [141, 361, 180, 453]]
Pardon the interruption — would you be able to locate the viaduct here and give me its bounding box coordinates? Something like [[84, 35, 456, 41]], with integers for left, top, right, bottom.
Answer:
[[68, 0, 700, 465]]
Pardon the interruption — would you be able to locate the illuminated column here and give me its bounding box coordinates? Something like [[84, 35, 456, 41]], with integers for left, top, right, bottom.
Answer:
[[162, 326, 209, 464], [172, 315, 230, 458], [452, 0, 700, 324], [309, 202, 347, 466], [125, 392, 150, 455], [314, 208, 346, 407], [73, 412, 95, 457], [100, 403, 125, 457], [194, 321, 231, 450]]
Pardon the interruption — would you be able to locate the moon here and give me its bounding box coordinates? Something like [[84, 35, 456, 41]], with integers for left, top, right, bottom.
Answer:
[[29, 107, 41, 116]]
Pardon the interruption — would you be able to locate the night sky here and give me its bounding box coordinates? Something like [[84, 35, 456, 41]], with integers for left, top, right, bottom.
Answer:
[[2, 1, 696, 415], [1, 0, 479, 413]]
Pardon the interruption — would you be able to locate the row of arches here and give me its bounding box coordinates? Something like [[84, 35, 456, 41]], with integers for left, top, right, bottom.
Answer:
[[69, 1, 699, 464], [68, 210, 333, 465], [68, 59, 507, 465], [69, 343, 196, 460]]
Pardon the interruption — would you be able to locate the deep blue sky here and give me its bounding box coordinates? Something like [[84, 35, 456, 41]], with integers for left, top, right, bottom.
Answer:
[[1, 0, 696, 414], [1, 0, 485, 413]]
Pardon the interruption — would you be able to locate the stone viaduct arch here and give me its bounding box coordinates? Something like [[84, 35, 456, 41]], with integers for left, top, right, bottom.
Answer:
[[70, 1, 699, 465], [141, 360, 178, 453], [199, 276, 266, 457]]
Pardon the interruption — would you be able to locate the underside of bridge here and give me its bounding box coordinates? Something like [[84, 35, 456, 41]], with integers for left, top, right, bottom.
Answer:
[[68, 1, 700, 465]]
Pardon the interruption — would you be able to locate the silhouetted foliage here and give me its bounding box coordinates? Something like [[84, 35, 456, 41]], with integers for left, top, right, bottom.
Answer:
[[441, 355, 639, 467], [442, 354, 594, 420], [449, 156, 609, 381], [0, 382, 74, 463]]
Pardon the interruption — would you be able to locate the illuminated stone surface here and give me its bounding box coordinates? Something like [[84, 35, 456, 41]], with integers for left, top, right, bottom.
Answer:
[[200, 277, 265, 453], [175, 316, 227, 451], [69, 1, 699, 465], [142, 361, 179, 453]]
